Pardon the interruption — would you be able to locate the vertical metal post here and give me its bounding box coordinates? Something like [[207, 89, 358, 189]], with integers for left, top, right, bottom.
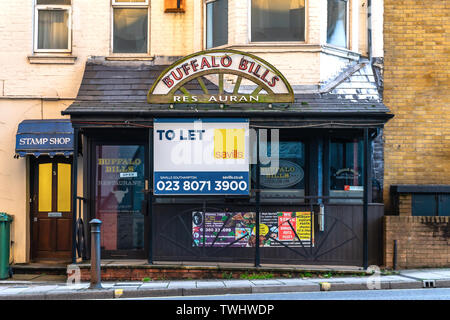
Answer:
[[255, 128, 261, 267], [71, 127, 79, 264], [363, 128, 369, 270], [393, 240, 398, 270], [89, 219, 102, 289], [148, 128, 153, 264]]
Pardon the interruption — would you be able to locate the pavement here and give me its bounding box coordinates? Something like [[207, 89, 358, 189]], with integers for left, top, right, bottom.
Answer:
[[1, 268, 450, 300]]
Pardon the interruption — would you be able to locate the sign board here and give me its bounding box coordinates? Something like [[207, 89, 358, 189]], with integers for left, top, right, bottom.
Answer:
[[192, 211, 314, 248], [154, 118, 250, 195], [148, 49, 294, 104], [16, 134, 73, 152]]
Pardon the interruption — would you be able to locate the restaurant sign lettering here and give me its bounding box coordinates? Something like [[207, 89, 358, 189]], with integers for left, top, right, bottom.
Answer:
[[148, 49, 294, 104]]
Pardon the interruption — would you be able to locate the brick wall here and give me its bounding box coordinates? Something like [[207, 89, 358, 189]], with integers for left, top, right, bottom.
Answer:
[[383, 0, 450, 211], [384, 216, 450, 269]]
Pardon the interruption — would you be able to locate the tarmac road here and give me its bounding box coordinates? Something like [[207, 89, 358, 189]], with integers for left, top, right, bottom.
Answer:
[[137, 287, 450, 300]]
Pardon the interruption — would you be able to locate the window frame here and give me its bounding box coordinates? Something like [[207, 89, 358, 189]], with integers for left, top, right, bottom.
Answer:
[[34, 1, 72, 53], [112, 0, 149, 6], [111, 0, 150, 55], [326, 0, 350, 49], [204, 0, 229, 49], [248, 0, 308, 44], [412, 193, 450, 217]]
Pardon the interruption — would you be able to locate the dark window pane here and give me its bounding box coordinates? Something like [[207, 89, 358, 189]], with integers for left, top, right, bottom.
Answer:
[[206, 0, 228, 48], [251, 0, 305, 42], [412, 194, 436, 216], [113, 8, 148, 53], [327, 0, 347, 47], [37, 10, 69, 50], [251, 130, 305, 201], [37, 0, 71, 4], [329, 138, 363, 202], [95, 145, 145, 251], [438, 194, 450, 216]]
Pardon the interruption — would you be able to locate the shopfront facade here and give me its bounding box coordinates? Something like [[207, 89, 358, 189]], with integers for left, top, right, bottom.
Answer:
[[1, 0, 388, 267], [64, 49, 391, 267]]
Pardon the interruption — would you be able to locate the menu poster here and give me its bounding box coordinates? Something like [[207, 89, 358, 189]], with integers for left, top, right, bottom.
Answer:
[[192, 211, 314, 248]]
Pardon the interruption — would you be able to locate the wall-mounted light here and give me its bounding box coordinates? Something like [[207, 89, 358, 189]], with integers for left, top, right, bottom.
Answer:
[[164, 0, 185, 13]]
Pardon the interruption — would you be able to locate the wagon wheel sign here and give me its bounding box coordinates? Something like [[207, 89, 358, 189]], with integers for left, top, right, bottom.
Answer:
[[147, 49, 294, 104]]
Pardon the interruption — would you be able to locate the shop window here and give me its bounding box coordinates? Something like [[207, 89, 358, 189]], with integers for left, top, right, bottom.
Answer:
[[251, 0, 305, 42], [327, 0, 348, 48], [252, 130, 306, 202], [34, 0, 72, 53], [112, 0, 149, 53], [412, 194, 450, 216], [205, 0, 228, 49], [329, 138, 363, 203]]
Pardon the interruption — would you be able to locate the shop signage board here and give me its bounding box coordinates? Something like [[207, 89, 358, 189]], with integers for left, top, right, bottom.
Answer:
[[192, 211, 314, 248], [154, 118, 250, 195], [147, 49, 294, 104]]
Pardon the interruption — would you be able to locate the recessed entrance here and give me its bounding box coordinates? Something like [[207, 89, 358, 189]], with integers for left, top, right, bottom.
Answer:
[[93, 143, 148, 259]]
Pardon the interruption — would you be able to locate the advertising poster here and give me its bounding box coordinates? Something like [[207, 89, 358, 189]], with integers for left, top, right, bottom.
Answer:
[[154, 118, 250, 195], [192, 211, 314, 248]]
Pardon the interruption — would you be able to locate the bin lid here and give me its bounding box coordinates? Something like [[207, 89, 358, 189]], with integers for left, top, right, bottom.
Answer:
[[0, 213, 13, 222]]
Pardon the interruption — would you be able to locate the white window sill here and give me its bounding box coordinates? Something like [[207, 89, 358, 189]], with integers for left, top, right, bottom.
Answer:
[[105, 56, 155, 61], [28, 54, 77, 64]]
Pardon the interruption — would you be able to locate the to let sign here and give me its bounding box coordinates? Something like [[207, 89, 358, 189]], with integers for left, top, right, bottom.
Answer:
[[153, 118, 250, 195]]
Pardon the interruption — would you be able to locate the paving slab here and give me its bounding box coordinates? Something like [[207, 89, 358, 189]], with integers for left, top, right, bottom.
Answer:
[[114, 282, 143, 287], [401, 270, 450, 280], [139, 282, 169, 289], [167, 281, 197, 289], [276, 278, 317, 286], [20, 285, 59, 294], [53, 284, 90, 290], [250, 279, 284, 286], [0, 287, 29, 295], [196, 281, 225, 288], [223, 280, 254, 288]]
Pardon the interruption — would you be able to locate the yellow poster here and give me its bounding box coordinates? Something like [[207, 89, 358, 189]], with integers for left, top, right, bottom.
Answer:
[[295, 212, 314, 244]]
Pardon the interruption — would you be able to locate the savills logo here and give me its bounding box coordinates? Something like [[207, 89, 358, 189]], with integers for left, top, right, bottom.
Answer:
[[214, 129, 245, 159]]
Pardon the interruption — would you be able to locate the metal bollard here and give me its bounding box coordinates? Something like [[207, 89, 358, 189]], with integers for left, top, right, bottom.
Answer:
[[89, 219, 102, 289]]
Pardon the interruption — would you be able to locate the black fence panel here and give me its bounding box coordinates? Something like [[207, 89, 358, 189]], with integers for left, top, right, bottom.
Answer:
[[152, 202, 384, 266]]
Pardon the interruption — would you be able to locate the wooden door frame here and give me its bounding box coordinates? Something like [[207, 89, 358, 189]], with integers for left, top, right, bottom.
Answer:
[[29, 156, 73, 261]]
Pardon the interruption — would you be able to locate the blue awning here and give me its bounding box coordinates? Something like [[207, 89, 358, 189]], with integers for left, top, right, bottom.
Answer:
[[15, 119, 74, 158]]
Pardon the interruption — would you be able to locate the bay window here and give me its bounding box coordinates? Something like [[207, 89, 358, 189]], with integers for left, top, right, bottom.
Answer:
[[205, 0, 228, 49], [251, 0, 306, 42], [327, 0, 348, 48]]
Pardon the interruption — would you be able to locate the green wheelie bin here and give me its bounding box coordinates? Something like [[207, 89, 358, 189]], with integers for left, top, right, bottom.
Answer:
[[0, 213, 13, 279]]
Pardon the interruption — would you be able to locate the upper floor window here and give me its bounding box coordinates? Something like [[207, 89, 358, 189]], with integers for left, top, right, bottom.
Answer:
[[205, 0, 228, 49], [34, 0, 72, 53], [327, 0, 348, 48], [112, 0, 149, 54], [251, 0, 306, 42]]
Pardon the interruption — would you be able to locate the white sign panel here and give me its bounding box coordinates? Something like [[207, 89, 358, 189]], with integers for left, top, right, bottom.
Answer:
[[154, 118, 250, 195]]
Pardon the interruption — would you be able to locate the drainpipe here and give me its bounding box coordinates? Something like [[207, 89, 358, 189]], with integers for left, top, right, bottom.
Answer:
[[367, 0, 372, 60]]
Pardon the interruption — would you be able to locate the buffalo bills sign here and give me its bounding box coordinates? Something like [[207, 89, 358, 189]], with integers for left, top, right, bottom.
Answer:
[[147, 49, 294, 104], [154, 118, 250, 195]]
